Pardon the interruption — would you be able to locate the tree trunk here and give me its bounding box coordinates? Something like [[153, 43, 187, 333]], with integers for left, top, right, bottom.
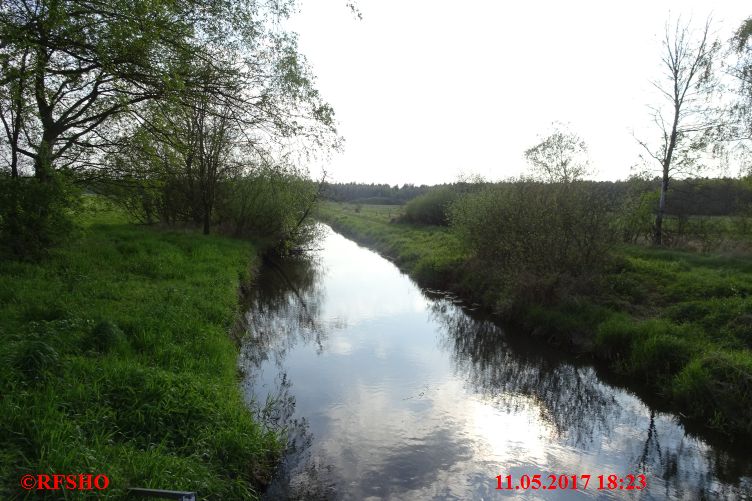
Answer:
[[654, 103, 679, 246], [10, 146, 18, 178], [653, 176, 668, 245], [202, 209, 211, 235], [34, 138, 54, 181]]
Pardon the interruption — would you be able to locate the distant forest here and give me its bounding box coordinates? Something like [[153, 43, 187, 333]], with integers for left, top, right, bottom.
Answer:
[[322, 178, 752, 217]]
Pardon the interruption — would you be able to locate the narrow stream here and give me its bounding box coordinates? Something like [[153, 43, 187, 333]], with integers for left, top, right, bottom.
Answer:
[[239, 225, 751, 500]]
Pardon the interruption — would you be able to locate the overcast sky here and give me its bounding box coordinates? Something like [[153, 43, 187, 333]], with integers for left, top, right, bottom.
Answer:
[[289, 1, 750, 185]]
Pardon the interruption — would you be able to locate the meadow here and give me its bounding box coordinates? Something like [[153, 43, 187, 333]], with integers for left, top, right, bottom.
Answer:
[[0, 199, 281, 499]]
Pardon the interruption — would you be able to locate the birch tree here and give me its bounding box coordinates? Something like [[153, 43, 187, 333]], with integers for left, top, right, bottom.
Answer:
[[638, 17, 721, 245]]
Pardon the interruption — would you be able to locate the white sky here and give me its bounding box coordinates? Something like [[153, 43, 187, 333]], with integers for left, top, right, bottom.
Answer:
[[289, 1, 750, 185]]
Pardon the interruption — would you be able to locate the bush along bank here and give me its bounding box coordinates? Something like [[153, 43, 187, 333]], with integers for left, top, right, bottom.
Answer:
[[0, 204, 282, 499], [317, 202, 752, 445]]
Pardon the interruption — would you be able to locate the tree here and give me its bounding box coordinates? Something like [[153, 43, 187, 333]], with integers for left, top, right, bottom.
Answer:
[[178, 93, 237, 236], [106, 33, 338, 234], [0, 0, 215, 254], [1, 0, 339, 253], [638, 17, 721, 245], [729, 17, 752, 173], [0, 0, 202, 179], [524, 123, 590, 183]]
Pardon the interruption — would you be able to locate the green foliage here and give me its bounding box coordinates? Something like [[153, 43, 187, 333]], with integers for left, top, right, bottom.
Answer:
[[325, 178, 752, 218], [321, 182, 431, 204], [631, 332, 694, 381], [449, 181, 614, 314], [402, 187, 456, 226], [733, 18, 752, 144], [524, 123, 590, 183], [216, 167, 320, 249], [616, 184, 658, 244], [88, 320, 127, 354], [0, 204, 281, 498], [101, 126, 322, 248], [673, 352, 752, 437], [451, 181, 613, 275], [606, 319, 697, 382], [595, 314, 639, 359], [2, 0, 337, 253], [0, 174, 79, 259], [12, 338, 60, 384]]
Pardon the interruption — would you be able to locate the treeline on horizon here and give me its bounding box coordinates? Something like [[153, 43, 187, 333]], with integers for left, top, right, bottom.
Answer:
[[322, 177, 752, 217]]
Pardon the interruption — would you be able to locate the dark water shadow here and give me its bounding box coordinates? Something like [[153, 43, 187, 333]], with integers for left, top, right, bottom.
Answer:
[[426, 293, 752, 499]]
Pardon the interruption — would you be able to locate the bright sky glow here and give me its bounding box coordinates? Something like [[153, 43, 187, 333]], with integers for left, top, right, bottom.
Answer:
[[290, 1, 750, 185]]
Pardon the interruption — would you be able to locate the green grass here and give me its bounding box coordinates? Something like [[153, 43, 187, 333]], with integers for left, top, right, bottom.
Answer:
[[660, 214, 752, 251], [0, 198, 281, 499], [317, 201, 752, 443]]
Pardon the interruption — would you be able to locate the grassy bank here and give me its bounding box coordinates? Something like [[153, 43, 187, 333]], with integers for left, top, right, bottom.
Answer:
[[318, 202, 752, 443], [316, 203, 466, 287], [0, 200, 280, 499]]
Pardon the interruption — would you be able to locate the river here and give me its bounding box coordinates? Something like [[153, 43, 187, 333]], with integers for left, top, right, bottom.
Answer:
[[239, 225, 751, 500]]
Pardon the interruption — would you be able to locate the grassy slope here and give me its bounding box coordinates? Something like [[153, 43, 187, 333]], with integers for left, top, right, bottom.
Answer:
[[318, 202, 752, 443], [0, 199, 280, 499]]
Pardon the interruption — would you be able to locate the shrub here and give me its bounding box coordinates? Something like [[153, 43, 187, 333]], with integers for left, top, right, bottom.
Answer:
[[447, 181, 615, 318], [403, 187, 456, 226], [0, 174, 78, 259], [616, 189, 658, 244], [450, 180, 614, 287], [214, 167, 320, 250]]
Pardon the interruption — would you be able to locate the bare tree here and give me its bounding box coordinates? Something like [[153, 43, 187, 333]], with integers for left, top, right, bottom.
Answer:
[[638, 17, 721, 245]]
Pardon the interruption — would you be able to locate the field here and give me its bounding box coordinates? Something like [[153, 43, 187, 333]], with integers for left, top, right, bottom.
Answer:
[[317, 202, 752, 443], [0, 198, 281, 499]]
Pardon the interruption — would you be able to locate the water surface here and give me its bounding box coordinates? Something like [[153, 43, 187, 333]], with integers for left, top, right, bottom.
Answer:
[[240, 226, 751, 500]]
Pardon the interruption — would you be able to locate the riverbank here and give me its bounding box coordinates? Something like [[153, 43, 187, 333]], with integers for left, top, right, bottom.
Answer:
[[317, 202, 752, 444], [0, 200, 281, 499]]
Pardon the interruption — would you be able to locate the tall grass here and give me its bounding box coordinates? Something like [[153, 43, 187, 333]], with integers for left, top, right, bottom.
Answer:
[[0, 199, 281, 499]]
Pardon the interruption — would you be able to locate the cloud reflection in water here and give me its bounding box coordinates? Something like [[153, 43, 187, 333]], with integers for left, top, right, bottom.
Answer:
[[240, 226, 752, 500]]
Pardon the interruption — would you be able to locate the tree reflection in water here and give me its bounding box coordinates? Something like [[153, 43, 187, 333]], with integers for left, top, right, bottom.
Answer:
[[240, 254, 329, 369], [238, 254, 342, 500], [429, 297, 619, 447], [428, 296, 752, 499]]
